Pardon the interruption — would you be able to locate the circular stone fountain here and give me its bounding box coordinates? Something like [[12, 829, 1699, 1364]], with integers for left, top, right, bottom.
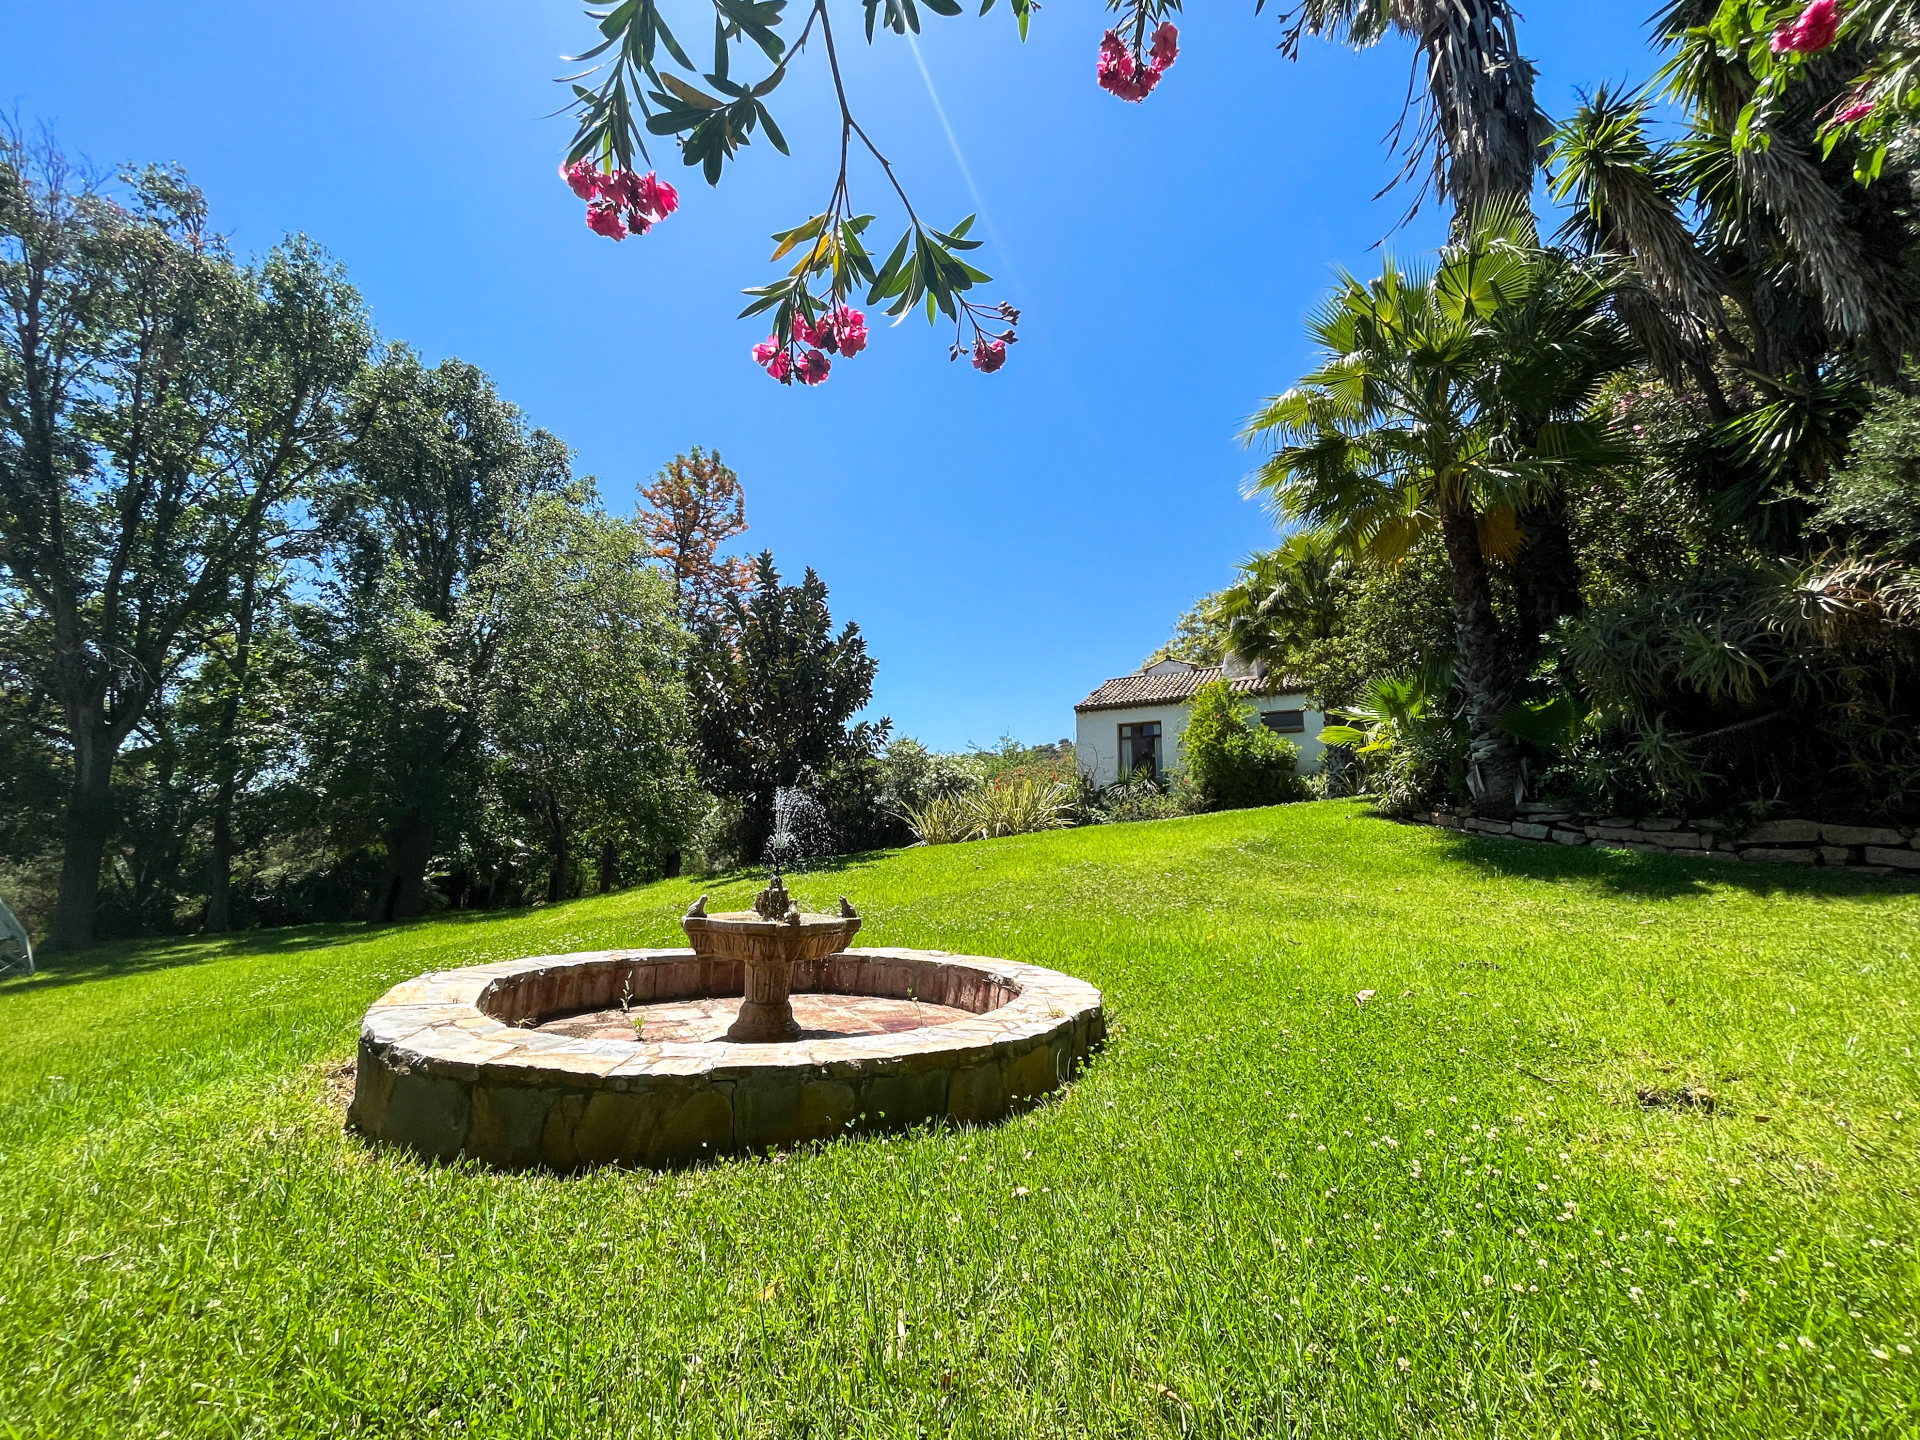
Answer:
[[347, 884, 1104, 1170]]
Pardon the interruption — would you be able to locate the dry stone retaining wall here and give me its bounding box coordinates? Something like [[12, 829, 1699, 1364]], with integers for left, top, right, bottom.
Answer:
[[1417, 805, 1920, 874]]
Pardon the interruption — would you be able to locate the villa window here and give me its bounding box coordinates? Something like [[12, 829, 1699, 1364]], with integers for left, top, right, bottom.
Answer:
[[1118, 722, 1161, 780], [1261, 709, 1306, 734]]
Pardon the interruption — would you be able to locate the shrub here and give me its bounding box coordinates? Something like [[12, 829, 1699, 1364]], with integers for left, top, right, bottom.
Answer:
[[1179, 680, 1310, 809], [902, 778, 1072, 845]]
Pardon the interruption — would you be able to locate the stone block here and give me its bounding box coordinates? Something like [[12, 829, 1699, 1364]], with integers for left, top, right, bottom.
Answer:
[[947, 1062, 1006, 1126], [539, 1091, 588, 1171], [1651, 832, 1702, 849], [1746, 819, 1822, 844], [1740, 847, 1817, 864], [1637, 817, 1682, 832], [1818, 846, 1857, 867], [1864, 846, 1920, 871], [381, 1069, 473, 1162], [1002, 1040, 1061, 1103], [1551, 829, 1587, 846], [1822, 824, 1906, 847], [347, 1040, 396, 1135], [1590, 826, 1648, 844], [466, 1083, 560, 1168], [1511, 822, 1551, 840], [855, 1066, 949, 1132], [1466, 819, 1512, 835]]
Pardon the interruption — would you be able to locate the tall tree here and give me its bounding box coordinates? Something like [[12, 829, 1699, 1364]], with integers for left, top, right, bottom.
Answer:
[[306, 348, 572, 922], [0, 133, 368, 948], [480, 494, 696, 903], [689, 552, 885, 858], [1244, 209, 1628, 813], [634, 447, 751, 632]]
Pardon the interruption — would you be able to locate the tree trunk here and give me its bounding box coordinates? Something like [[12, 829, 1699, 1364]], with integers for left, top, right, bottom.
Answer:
[[372, 811, 435, 922], [49, 728, 116, 951], [1512, 495, 1585, 667], [1438, 495, 1523, 817], [598, 838, 617, 894], [203, 799, 235, 933], [548, 825, 571, 906], [203, 558, 260, 934]]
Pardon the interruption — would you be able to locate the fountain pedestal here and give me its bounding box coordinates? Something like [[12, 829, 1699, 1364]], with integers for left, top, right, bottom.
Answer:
[[680, 879, 862, 1042]]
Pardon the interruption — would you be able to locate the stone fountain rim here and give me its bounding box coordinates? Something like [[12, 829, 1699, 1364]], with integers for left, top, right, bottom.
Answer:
[[357, 945, 1102, 1086], [682, 910, 858, 933]]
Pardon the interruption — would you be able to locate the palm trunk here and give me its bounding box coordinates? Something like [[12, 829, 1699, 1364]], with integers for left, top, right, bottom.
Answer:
[[1438, 495, 1522, 816]]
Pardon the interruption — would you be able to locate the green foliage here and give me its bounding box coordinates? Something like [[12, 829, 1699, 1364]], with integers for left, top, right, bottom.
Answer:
[[478, 496, 699, 901], [1206, 531, 1353, 676], [1817, 375, 1920, 559], [1319, 666, 1467, 813], [4, 806, 1918, 1436], [1178, 679, 1309, 810], [690, 552, 886, 861]]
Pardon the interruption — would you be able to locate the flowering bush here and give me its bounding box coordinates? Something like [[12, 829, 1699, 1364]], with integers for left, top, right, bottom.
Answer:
[[559, 161, 678, 242]]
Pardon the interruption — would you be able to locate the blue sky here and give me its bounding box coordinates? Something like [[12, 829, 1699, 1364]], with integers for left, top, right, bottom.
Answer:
[[5, 1, 1669, 750]]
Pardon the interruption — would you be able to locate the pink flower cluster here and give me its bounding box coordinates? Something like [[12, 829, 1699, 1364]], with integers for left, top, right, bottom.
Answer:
[[971, 337, 1006, 373], [561, 160, 680, 241], [1772, 0, 1840, 54], [1097, 22, 1178, 102], [752, 305, 869, 385]]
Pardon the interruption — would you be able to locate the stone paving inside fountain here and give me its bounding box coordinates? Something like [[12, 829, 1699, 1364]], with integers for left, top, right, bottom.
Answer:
[[533, 992, 976, 1044]]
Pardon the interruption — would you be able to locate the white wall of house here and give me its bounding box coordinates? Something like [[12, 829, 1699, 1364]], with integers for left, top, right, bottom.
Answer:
[[1074, 693, 1327, 788]]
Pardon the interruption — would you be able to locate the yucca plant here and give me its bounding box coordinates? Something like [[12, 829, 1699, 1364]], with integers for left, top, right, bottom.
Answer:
[[901, 779, 1073, 845], [968, 778, 1073, 839], [900, 792, 981, 846]]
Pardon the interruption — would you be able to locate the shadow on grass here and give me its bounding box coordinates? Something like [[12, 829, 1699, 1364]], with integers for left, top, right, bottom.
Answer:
[[1386, 814, 1920, 902], [0, 904, 549, 1000]]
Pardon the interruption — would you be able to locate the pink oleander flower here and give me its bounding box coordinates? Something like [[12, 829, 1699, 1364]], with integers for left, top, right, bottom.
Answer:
[[561, 159, 606, 200], [585, 200, 628, 240], [1097, 30, 1160, 102], [971, 337, 1007, 373], [767, 349, 794, 382], [793, 312, 824, 349], [752, 337, 781, 365], [636, 173, 679, 220], [601, 169, 642, 209], [1834, 97, 1875, 123], [1150, 21, 1179, 71], [1773, 0, 1841, 53], [828, 305, 869, 357], [797, 348, 832, 385]]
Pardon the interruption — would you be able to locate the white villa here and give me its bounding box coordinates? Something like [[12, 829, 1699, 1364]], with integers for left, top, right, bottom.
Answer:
[[1073, 658, 1328, 788]]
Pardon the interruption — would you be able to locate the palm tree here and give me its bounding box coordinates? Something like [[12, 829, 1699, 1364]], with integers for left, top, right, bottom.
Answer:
[[1208, 531, 1351, 673], [1243, 208, 1628, 813], [1277, 0, 1553, 217]]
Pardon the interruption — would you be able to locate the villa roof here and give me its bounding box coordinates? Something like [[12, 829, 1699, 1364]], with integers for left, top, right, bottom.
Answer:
[[1073, 662, 1307, 713]]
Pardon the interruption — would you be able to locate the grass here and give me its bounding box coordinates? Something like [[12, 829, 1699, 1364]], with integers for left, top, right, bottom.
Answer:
[[2, 800, 1917, 1438]]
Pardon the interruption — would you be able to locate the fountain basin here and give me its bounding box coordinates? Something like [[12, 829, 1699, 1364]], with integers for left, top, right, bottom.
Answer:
[[347, 946, 1104, 1170]]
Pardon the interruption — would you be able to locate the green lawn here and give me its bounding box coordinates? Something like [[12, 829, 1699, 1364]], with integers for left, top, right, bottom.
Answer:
[[4, 802, 1917, 1438]]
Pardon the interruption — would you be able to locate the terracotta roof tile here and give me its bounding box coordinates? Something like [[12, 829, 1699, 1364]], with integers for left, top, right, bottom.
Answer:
[[1073, 665, 1307, 712]]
